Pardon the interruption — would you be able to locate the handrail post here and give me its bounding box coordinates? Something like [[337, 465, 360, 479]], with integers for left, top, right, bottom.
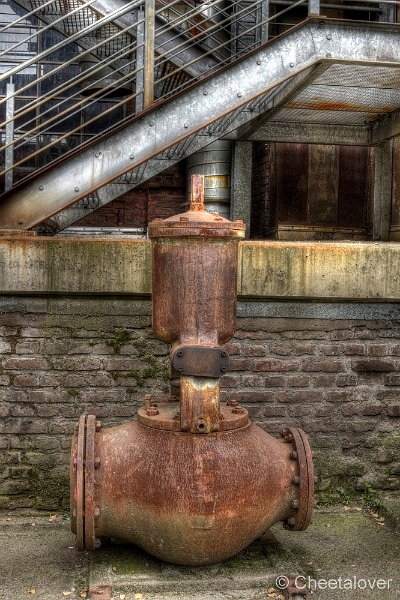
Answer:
[[308, 0, 320, 16], [5, 81, 15, 192], [144, 0, 155, 109]]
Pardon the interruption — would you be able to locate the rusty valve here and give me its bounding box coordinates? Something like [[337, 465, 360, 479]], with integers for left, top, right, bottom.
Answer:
[[70, 174, 315, 565]]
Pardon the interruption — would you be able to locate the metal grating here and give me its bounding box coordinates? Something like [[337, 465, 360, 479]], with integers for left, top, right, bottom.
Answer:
[[270, 107, 378, 125], [271, 63, 400, 127], [313, 64, 400, 89]]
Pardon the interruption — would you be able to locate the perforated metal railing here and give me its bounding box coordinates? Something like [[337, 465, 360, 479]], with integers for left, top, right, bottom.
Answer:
[[0, 0, 398, 192]]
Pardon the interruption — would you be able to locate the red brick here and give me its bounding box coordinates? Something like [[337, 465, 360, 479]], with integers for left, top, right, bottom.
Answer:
[[254, 359, 299, 372]]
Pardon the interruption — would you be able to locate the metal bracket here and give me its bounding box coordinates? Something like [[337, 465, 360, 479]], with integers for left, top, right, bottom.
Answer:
[[172, 346, 230, 378]]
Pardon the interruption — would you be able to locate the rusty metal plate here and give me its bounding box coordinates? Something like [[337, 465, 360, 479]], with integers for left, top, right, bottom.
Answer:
[[172, 346, 230, 378]]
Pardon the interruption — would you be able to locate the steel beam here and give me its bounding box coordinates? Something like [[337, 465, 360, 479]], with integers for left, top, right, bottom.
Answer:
[[371, 108, 400, 144], [373, 140, 393, 241], [2, 19, 400, 230], [234, 63, 330, 141]]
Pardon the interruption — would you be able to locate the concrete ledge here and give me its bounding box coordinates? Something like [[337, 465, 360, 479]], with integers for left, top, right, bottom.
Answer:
[[0, 236, 400, 301], [0, 237, 151, 295], [239, 241, 400, 302]]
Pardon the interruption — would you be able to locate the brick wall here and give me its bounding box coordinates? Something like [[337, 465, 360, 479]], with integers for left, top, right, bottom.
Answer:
[[75, 163, 186, 228], [0, 297, 399, 510]]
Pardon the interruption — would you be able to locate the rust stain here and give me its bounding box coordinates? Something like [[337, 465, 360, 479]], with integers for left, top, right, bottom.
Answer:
[[287, 100, 392, 113]]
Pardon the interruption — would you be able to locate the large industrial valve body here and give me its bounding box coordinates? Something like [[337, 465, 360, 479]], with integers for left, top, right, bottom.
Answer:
[[70, 175, 315, 566]]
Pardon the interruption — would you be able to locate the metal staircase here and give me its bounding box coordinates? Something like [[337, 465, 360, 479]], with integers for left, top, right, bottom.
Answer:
[[0, 0, 399, 232]]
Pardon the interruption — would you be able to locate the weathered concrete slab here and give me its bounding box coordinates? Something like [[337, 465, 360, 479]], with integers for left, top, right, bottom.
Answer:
[[88, 508, 400, 600], [0, 237, 400, 301], [0, 237, 151, 295], [0, 514, 90, 600], [239, 241, 400, 301], [0, 508, 399, 599]]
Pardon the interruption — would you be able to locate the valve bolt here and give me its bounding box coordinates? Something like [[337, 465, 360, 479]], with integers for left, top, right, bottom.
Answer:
[[292, 476, 300, 485], [146, 408, 159, 416], [177, 350, 183, 357], [94, 538, 101, 549], [94, 457, 101, 468], [94, 507, 100, 517], [285, 433, 293, 443], [95, 421, 102, 432], [291, 499, 299, 509], [290, 450, 298, 460], [232, 407, 245, 414]]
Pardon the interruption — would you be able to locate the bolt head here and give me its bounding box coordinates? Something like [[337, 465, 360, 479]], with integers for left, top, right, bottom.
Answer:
[[73, 457, 77, 467], [39, 185, 44, 191], [292, 476, 300, 485], [94, 537, 101, 549], [288, 517, 296, 526], [94, 457, 101, 468], [95, 421, 101, 432], [291, 499, 299, 509], [146, 407, 159, 416], [94, 507, 100, 517], [290, 450, 298, 460]]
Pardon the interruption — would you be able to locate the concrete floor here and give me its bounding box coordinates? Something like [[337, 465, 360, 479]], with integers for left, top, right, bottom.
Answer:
[[0, 506, 399, 600]]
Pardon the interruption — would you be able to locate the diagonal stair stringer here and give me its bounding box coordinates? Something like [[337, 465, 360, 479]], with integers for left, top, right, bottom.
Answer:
[[1, 18, 400, 230]]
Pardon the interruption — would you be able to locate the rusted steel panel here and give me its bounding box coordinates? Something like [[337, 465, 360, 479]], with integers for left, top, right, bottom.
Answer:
[[276, 143, 309, 224], [338, 146, 369, 228], [307, 144, 339, 226]]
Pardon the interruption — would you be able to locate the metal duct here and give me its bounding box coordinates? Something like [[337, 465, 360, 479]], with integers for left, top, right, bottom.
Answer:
[[187, 140, 232, 219]]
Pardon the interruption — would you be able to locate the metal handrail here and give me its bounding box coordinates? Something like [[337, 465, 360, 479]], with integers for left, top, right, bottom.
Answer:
[[0, 0, 398, 188]]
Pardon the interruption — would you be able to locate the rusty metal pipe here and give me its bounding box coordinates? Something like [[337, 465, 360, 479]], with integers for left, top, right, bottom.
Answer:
[[71, 419, 314, 565], [70, 174, 315, 565]]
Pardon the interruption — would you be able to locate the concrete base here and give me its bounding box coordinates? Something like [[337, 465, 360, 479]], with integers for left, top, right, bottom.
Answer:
[[1, 507, 399, 599]]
